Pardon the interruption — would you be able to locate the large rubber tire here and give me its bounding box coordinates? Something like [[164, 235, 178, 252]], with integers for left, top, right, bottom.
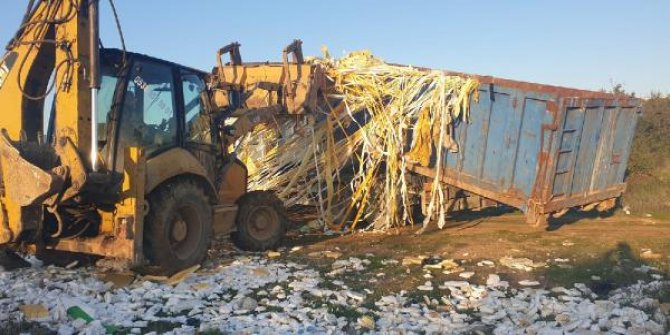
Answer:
[[144, 179, 212, 275], [232, 191, 288, 251]]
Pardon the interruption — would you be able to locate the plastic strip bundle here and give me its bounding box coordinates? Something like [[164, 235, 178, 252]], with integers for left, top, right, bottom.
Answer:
[[238, 51, 479, 231]]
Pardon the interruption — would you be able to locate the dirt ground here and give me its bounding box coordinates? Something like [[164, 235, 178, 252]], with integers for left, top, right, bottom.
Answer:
[[283, 209, 670, 300], [1, 209, 669, 334], [4, 208, 668, 293]]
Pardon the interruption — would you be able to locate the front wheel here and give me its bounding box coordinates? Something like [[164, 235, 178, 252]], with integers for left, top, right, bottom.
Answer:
[[144, 179, 212, 275], [232, 191, 288, 251]]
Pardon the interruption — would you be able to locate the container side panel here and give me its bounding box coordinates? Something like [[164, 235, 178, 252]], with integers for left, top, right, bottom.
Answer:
[[513, 98, 550, 196], [592, 107, 617, 191], [482, 92, 520, 189], [445, 88, 489, 170], [610, 107, 639, 184], [445, 118, 463, 170], [461, 90, 493, 177], [551, 107, 585, 197], [570, 107, 605, 195]]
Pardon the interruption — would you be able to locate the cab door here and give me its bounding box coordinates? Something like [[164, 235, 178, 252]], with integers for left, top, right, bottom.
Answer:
[[113, 58, 179, 172], [178, 70, 218, 183]]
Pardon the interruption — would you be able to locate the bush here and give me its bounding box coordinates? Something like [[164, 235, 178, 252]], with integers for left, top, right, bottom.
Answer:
[[624, 93, 670, 214]]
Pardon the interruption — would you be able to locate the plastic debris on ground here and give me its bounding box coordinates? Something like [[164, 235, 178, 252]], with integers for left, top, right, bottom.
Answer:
[[499, 256, 547, 272], [1, 254, 668, 335]]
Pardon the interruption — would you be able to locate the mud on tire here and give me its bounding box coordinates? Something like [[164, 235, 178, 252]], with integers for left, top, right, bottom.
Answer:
[[232, 191, 288, 251], [143, 179, 212, 275]]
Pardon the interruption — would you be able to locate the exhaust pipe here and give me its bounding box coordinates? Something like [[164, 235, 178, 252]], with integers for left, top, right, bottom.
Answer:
[[88, 0, 100, 171]]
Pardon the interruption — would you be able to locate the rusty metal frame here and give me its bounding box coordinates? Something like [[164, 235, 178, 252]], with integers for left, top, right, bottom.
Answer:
[[408, 164, 526, 209]]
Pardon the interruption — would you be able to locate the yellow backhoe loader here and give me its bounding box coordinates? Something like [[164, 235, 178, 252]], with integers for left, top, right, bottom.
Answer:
[[0, 0, 327, 274]]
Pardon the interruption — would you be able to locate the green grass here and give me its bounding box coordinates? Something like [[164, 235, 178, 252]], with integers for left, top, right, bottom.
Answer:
[[623, 174, 670, 216], [326, 304, 364, 321]]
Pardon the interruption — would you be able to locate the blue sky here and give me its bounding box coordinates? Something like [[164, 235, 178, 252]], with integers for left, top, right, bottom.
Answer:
[[2, 1, 668, 96]]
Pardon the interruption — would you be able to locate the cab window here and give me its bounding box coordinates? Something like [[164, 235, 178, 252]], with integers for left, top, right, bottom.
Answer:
[[118, 60, 177, 156], [96, 65, 119, 145], [181, 72, 211, 144]]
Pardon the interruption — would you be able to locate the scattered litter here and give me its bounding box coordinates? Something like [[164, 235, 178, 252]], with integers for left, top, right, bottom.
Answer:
[[634, 265, 655, 273], [267, 251, 281, 258], [562, 241, 575, 247], [486, 274, 501, 287], [306, 250, 343, 259], [640, 250, 662, 260], [66, 304, 117, 333], [290, 246, 302, 253], [252, 267, 271, 277], [402, 255, 427, 266], [65, 261, 79, 269], [237, 297, 258, 312], [22, 255, 43, 268], [358, 315, 375, 329], [19, 304, 49, 320], [424, 258, 459, 270], [191, 283, 210, 291], [459, 272, 475, 279], [166, 264, 200, 286], [346, 291, 366, 301], [324, 251, 343, 259], [99, 272, 135, 289], [660, 303, 670, 315], [554, 258, 570, 263], [307, 251, 324, 258], [518, 280, 541, 287], [1, 254, 668, 334], [417, 281, 433, 291], [499, 256, 546, 272], [476, 260, 495, 267], [442, 266, 465, 275]]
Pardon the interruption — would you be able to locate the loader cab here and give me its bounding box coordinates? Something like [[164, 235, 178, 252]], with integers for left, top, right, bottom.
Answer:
[[88, 49, 216, 176], [45, 48, 225, 212]]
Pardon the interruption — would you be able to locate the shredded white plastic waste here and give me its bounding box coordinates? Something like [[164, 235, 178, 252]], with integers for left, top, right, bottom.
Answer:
[[0, 256, 667, 335]]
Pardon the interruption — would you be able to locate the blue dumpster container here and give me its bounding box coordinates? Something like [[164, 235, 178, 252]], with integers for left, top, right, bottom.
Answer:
[[408, 74, 642, 226]]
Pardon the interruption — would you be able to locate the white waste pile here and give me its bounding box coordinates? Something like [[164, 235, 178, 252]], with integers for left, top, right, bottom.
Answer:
[[0, 256, 668, 335]]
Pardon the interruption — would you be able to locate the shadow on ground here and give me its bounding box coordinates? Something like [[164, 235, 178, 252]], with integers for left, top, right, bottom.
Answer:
[[541, 241, 669, 296]]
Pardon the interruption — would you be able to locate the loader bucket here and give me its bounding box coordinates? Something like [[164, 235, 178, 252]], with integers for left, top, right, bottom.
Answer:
[[0, 130, 61, 207]]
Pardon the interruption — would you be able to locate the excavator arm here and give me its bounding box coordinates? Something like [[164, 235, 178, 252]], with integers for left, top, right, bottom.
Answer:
[[0, 0, 101, 244]]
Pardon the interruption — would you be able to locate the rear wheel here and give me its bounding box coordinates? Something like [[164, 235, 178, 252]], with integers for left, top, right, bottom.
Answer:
[[232, 191, 288, 251], [144, 180, 212, 275]]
